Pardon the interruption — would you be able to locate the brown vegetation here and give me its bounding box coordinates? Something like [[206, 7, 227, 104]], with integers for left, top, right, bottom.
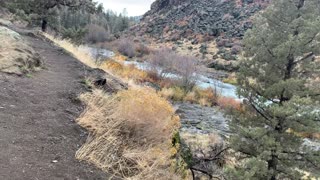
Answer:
[[149, 48, 197, 91], [85, 24, 111, 43], [100, 60, 148, 82], [117, 38, 136, 58], [75, 88, 182, 179]]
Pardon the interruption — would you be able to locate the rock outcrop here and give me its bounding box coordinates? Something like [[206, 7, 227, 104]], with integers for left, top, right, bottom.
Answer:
[[132, 0, 270, 43], [0, 26, 42, 75]]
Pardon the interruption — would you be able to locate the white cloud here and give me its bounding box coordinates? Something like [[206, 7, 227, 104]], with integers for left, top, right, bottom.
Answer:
[[95, 0, 155, 16]]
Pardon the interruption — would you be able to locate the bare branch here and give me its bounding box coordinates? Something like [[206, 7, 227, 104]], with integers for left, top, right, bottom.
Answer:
[[293, 52, 314, 65]]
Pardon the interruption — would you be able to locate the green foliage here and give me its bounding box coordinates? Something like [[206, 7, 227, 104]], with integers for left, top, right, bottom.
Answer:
[[61, 27, 87, 44], [227, 0, 320, 179], [4, 0, 132, 42], [172, 131, 181, 147]]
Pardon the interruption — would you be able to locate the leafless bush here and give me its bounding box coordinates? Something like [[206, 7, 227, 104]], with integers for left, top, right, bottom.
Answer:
[[135, 43, 151, 57], [174, 55, 197, 91], [149, 49, 197, 91], [149, 48, 175, 79], [117, 38, 136, 58], [85, 24, 110, 43]]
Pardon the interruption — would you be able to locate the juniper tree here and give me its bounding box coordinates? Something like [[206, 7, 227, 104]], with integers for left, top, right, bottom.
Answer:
[[227, 0, 320, 179]]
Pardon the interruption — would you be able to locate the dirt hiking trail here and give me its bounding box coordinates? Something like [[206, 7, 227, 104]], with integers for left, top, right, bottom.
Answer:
[[0, 33, 107, 180]]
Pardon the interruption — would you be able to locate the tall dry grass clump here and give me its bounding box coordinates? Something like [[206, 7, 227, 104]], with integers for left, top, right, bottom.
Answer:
[[100, 60, 149, 82], [76, 88, 182, 179]]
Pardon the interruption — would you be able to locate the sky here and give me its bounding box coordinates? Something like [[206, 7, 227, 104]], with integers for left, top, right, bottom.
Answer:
[[95, 0, 155, 16]]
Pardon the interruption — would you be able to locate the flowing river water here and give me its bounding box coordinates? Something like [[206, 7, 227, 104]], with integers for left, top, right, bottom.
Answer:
[[85, 47, 234, 137], [86, 47, 320, 152]]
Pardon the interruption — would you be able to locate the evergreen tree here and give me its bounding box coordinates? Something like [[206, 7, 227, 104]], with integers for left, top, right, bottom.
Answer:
[[4, 0, 96, 31], [227, 0, 320, 179], [118, 9, 129, 32]]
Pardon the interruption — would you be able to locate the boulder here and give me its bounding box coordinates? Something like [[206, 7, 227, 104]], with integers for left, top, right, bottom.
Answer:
[[0, 26, 42, 75]]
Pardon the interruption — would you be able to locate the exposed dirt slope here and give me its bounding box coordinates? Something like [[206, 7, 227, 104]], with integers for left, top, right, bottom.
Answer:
[[0, 32, 109, 179]]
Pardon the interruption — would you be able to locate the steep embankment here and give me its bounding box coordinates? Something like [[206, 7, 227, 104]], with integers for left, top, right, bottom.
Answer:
[[132, 0, 269, 42], [0, 27, 117, 179]]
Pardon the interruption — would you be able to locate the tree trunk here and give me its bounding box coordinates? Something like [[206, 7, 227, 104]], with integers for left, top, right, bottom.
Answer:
[[41, 19, 48, 32], [268, 153, 278, 180]]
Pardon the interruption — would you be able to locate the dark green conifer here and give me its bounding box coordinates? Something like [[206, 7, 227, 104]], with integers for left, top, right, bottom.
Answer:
[[227, 0, 320, 179]]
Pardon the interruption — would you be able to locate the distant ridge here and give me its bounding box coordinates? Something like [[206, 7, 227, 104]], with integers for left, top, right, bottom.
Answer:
[[131, 0, 270, 43]]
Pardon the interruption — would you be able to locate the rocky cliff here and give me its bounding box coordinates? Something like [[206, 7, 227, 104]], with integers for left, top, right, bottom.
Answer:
[[131, 0, 270, 43], [128, 0, 271, 71]]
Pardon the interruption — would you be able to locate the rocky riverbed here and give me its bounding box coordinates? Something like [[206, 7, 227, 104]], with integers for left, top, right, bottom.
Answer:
[[175, 103, 230, 138]]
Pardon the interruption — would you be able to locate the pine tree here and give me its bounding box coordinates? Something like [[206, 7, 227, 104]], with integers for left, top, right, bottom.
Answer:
[[227, 0, 320, 179], [4, 0, 96, 31]]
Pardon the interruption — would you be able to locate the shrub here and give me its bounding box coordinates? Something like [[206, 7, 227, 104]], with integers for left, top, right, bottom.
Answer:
[[76, 88, 181, 178], [216, 38, 228, 47], [159, 87, 175, 100], [158, 78, 177, 88], [195, 87, 219, 106], [183, 87, 219, 106], [61, 27, 87, 44], [198, 98, 212, 107], [102, 60, 123, 71], [171, 86, 186, 101], [159, 86, 186, 102], [217, 97, 242, 111], [149, 48, 175, 79], [223, 76, 237, 85], [85, 24, 110, 43], [101, 60, 148, 82], [117, 38, 136, 58], [150, 49, 197, 91], [135, 43, 151, 57], [174, 55, 197, 91], [183, 91, 197, 104], [230, 45, 242, 54]]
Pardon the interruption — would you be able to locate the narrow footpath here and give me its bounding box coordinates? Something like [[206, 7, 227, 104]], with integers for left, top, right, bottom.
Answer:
[[0, 33, 106, 180]]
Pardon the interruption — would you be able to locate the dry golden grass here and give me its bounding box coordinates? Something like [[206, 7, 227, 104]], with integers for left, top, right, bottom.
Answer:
[[180, 132, 222, 156], [159, 87, 175, 100], [183, 87, 218, 107], [76, 88, 182, 179], [100, 60, 149, 82], [183, 91, 198, 104], [43, 33, 185, 178], [194, 87, 218, 105], [113, 52, 127, 61], [43, 33, 98, 68], [43, 33, 142, 84], [222, 73, 237, 85], [159, 87, 186, 102], [159, 86, 220, 107]]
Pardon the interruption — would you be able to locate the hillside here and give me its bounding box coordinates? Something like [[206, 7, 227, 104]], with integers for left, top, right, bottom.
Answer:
[[132, 0, 270, 43], [128, 0, 271, 71]]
